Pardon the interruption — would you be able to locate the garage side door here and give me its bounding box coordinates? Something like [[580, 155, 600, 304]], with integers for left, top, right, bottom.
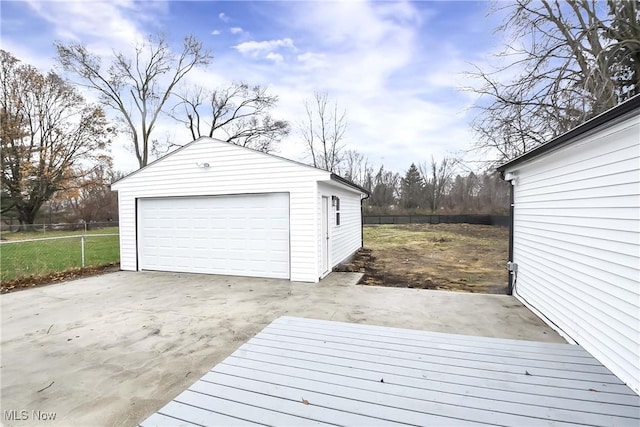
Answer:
[[138, 193, 290, 279]]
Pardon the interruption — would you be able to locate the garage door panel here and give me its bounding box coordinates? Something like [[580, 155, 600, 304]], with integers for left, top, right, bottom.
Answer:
[[271, 218, 289, 229], [251, 218, 267, 229], [270, 241, 289, 252], [158, 237, 173, 248], [271, 261, 288, 272], [191, 239, 208, 249], [138, 194, 290, 279]]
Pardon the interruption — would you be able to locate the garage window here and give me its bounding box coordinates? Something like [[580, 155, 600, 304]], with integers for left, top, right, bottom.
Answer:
[[333, 196, 341, 225]]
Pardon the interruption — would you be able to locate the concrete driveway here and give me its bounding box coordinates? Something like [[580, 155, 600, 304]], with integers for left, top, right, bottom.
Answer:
[[1, 271, 564, 426]]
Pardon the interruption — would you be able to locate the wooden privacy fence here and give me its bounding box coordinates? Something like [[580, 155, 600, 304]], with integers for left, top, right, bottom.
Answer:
[[363, 215, 510, 227]]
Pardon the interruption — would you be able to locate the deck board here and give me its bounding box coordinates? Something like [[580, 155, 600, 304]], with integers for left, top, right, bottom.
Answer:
[[240, 341, 629, 391], [276, 317, 585, 351], [141, 316, 640, 427], [156, 400, 270, 426], [254, 330, 613, 375], [219, 357, 639, 421], [264, 323, 603, 364], [142, 413, 202, 427], [236, 343, 639, 404]]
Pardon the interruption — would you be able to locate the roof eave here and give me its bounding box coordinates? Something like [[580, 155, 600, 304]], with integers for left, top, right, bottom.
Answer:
[[329, 173, 370, 195]]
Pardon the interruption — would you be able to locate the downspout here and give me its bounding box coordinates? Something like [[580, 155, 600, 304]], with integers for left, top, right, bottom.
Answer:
[[501, 171, 517, 295], [507, 181, 514, 295], [360, 193, 370, 248]]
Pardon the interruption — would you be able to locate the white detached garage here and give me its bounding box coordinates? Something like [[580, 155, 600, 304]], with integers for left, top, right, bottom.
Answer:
[[112, 137, 368, 283], [497, 95, 640, 394]]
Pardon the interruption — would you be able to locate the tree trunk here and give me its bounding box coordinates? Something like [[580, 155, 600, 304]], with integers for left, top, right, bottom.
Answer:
[[17, 209, 37, 231]]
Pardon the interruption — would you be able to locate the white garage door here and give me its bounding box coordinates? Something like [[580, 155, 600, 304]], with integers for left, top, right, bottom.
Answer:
[[138, 193, 289, 279]]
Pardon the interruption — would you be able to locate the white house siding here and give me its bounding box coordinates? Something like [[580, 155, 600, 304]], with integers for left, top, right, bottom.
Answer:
[[317, 181, 363, 274], [117, 191, 136, 271], [112, 138, 329, 283], [505, 113, 640, 394]]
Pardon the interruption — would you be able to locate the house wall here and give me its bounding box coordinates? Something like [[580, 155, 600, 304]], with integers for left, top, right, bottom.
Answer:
[[317, 182, 364, 276], [505, 112, 640, 394], [112, 138, 330, 283]]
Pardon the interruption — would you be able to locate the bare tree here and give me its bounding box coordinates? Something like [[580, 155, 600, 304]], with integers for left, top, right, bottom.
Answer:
[[338, 149, 372, 186], [172, 82, 289, 152], [604, 0, 640, 99], [419, 156, 458, 212], [477, 171, 511, 213], [64, 158, 119, 223], [0, 50, 111, 227], [470, 0, 640, 161], [448, 172, 480, 213], [299, 91, 347, 172], [56, 34, 211, 168]]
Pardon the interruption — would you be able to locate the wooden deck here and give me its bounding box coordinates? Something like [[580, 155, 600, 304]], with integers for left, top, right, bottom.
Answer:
[[141, 316, 640, 426]]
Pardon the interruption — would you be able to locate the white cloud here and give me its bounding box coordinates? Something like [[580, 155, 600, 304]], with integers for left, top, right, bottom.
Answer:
[[229, 27, 244, 35], [218, 12, 230, 22], [233, 38, 295, 58], [287, 1, 416, 50], [265, 52, 284, 63], [296, 52, 326, 69], [211, 29, 221, 36], [24, 0, 147, 52], [273, 2, 417, 98]]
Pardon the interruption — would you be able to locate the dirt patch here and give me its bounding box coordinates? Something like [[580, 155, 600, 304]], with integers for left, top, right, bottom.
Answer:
[[1, 263, 120, 294], [335, 224, 509, 294]]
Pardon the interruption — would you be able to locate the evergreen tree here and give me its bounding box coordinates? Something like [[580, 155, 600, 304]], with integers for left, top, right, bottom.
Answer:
[[400, 163, 424, 209]]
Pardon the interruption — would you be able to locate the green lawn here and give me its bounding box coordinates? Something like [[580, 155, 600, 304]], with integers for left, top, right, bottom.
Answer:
[[1, 228, 119, 282]]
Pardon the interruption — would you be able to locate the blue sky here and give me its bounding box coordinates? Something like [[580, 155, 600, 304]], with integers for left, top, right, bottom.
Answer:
[[1, 0, 505, 174]]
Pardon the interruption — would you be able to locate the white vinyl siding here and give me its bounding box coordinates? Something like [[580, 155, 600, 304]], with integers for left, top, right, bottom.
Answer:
[[506, 113, 640, 394], [137, 194, 289, 279], [116, 192, 136, 271], [112, 138, 328, 282], [317, 182, 363, 272]]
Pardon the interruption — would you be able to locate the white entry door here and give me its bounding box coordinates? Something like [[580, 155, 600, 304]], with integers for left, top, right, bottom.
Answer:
[[137, 193, 290, 279]]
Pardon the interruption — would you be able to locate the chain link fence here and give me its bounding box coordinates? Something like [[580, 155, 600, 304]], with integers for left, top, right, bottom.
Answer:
[[0, 221, 118, 233], [0, 222, 119, 283]]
